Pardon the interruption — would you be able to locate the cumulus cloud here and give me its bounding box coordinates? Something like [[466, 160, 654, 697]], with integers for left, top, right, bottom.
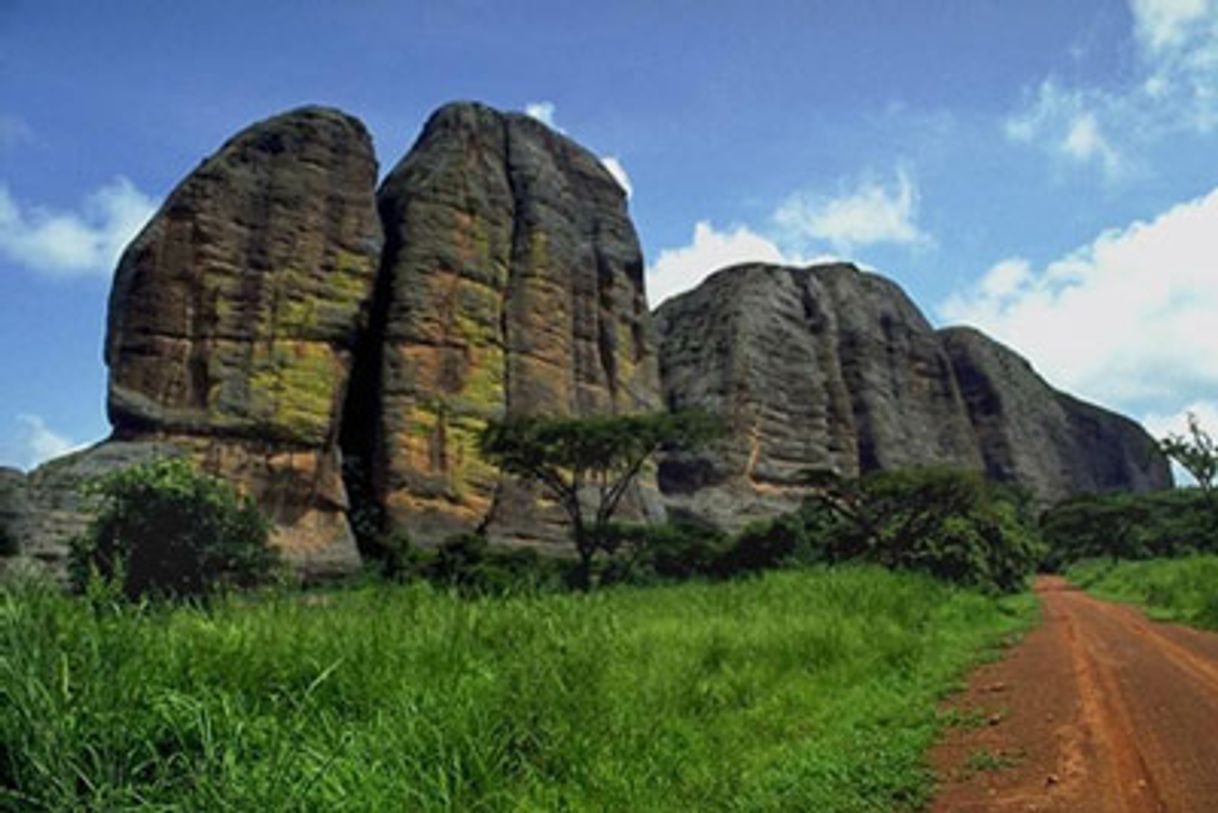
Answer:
[[940, 185, 1218, 413], [524, 101, 561, 131], [645, 220, 836, 307], [773, 169, 928, 253], [599, 156, 633, 199], [0, 177, 157, 277], [1006, 0, 1218, 172], [14, 414, 79, 470]]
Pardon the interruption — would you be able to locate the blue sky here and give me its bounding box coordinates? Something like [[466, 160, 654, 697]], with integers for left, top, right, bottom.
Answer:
[[2, 0, 1216, 470]]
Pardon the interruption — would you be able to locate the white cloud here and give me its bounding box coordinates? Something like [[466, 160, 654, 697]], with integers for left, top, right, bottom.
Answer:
[[1142, 400, 1218, 485], [599, 155, 633, 199], [1005, 80, 1126, 177], [524, 101, 561, 131], [14, 414, 79, 470], [773, 169, 928, 253], [1006, 0, 1218, 170], [941, 185, 1218, 414], [645, 220, 836, 307], [0, 177, 157, 277], [1131, 0, 1213, 52]]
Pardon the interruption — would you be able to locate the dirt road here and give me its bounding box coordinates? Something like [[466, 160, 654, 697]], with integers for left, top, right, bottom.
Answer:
[[931, 576, 1218, 812]]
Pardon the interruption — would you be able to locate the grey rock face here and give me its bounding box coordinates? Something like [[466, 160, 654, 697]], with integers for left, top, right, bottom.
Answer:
[[347, 101, 662, 549], [939, 326, 1171, 502], [657, 263, 984, 530], [657, 263, 1172, 529]]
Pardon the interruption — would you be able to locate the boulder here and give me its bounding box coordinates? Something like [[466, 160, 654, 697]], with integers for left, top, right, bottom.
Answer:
[[349, 102, 662, 549], [656, 263, 984, 530], [103, 106, 383, 577]]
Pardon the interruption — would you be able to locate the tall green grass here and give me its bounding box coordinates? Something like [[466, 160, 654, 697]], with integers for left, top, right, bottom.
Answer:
[[1, 567, 1033, 812], [1068, 555, 1218, 630]]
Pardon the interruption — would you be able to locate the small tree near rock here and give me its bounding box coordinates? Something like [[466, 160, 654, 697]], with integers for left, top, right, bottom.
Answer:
[[70, 458, 277, 599], [1159, 413, 1216, 503], [479, 411, 721, 589]]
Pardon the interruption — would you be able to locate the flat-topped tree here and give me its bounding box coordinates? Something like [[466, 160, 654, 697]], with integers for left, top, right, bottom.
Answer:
[[479, 411, 720, 588]]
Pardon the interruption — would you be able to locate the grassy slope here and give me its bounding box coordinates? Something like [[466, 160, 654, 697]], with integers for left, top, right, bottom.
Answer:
[[1067, 555, 1218, 631], [1, 567, 1033, 812]]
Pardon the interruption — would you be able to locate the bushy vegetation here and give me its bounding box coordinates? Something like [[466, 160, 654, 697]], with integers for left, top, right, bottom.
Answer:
[[68, 458, 278, 599], [603, 468, 1042, 594], [479, 410, 721, 588], [360, 467, 1043, 595], [0, 566, 1034, 811], [1040, 488, 1217, 571], [1067, 555, 1218, 630]]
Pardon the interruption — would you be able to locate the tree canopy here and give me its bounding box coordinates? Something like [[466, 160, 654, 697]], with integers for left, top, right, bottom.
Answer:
[[479, 410, 721, 587]]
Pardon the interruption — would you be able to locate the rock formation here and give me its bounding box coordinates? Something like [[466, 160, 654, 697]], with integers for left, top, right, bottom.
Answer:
[[0, 104, 1175, 577], [657, 263, 1171, 530], [101, 106, 383, 576], [345, 102, 662, 549], [940, 326, 1170, 499]]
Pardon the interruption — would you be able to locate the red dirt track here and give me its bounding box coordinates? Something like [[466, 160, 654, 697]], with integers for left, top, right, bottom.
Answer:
[[931, 576, 1218, 812]]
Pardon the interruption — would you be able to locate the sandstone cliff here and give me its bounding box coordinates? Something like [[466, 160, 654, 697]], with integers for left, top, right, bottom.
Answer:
[[657, 263, 1171, 530], [345, 102, 662, 549], [100, 105, 383, 576]]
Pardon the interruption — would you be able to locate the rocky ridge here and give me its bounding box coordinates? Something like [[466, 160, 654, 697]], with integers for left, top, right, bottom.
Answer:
[[656, 263, 1171, 530], [0, 105, 1172, 575]]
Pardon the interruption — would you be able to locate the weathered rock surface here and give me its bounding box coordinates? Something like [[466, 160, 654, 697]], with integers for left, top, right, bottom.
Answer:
[[101, 106, 383, 576], [939, 326, 1171, 501], [349, 102, 661, 548], [657, 263, 1171, 530], [657, 263, 984, 530]]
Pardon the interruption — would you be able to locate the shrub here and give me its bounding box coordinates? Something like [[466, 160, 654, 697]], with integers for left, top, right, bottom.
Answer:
[[779, 467, 1044, 593], [69, 458, 277, 599], [1041, 488, 1217, 570]]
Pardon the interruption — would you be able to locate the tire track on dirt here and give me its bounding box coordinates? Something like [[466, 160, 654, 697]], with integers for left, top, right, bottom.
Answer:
[[931, 576, 1218, 812]]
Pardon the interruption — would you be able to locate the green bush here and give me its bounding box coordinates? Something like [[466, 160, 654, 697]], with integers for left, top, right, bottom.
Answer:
[[1041, 488, 1217, 570], [69, 458, 277, 599], [765, 467, 1044, 593]]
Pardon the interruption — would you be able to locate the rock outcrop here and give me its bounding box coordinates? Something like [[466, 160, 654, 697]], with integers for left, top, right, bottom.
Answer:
[[657, 263, 1171, 530], [939, 326, 1170, 500], [101, 106, 383, 576], [0, 104, 1174, 577], [346, 102, 662, 549], [657, 263, 985, 529]]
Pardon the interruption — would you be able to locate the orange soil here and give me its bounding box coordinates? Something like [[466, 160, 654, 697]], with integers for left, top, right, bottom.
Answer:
[[931, 576, 1218, 812]]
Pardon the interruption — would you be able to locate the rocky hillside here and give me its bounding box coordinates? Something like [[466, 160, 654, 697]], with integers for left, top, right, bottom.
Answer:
[[0, 104, 1172, 576], [657, 263, 1171, 530]]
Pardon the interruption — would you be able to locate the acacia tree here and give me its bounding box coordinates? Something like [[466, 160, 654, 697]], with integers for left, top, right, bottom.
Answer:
[[478, 410, 720, 588], [1160, 412, 1216, 503]]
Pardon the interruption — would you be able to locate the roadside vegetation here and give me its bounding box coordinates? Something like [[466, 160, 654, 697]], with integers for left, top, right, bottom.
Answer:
[[0, 419, 1051, 810], [1066, 555, 1218, 631], [0, 567, 1033, 812]]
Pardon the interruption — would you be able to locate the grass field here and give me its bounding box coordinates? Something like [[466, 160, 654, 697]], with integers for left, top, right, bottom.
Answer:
[[1, 566, 1034, 812], [1067, 555, 1218, 631]]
